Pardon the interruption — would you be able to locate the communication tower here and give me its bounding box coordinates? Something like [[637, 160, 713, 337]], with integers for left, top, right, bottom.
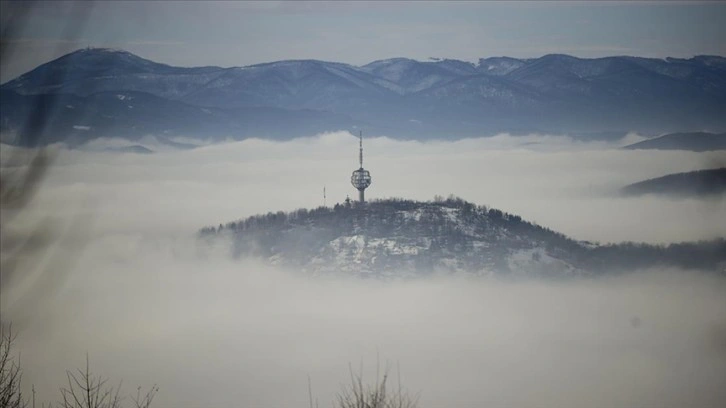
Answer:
[[350, 131, 372, 203]]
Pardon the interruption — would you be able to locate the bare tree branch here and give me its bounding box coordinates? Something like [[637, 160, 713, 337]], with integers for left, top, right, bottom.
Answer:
[[0, 324, 26, 408], [334, 358, 418, 408]]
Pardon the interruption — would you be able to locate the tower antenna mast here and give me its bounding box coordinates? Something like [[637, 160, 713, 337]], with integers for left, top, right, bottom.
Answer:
[[350, 130, 372, 203]]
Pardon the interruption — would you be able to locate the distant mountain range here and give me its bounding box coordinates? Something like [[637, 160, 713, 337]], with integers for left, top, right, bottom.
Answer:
[[622, 168, 726, 197], [200, 197, 726, 278], [623, 131, 726, 152], [0, 89, 355, 146], [2, 48, 726, 146]]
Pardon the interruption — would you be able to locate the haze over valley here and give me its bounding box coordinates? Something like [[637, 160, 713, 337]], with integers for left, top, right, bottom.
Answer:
[[3, 131, 726, 406]]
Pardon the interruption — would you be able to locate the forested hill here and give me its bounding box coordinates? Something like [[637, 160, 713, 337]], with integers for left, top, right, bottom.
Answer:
[[623, 132, 726, 152], [199, 197, 726, 278], [622, 168, 726, 197]]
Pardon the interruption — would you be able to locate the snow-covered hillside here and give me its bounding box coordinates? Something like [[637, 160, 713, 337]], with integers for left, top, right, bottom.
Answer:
[[200, 197, 726, 279]]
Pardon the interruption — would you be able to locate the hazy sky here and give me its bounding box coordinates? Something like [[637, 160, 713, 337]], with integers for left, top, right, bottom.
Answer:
[[1, 1, 726, 82]]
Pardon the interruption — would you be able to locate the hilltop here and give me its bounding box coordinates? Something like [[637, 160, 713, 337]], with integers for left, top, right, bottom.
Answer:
[[199, 197, 726, 278]]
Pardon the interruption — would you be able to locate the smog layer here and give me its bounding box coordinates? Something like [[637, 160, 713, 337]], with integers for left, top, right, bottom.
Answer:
[[2, 132, 726, 406]]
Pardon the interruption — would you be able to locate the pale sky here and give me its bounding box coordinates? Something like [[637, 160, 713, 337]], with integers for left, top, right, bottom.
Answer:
[[1, 0, 725, 82]]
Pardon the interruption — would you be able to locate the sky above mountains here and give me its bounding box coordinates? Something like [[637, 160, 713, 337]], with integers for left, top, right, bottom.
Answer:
[[2, 0, 725, 82]]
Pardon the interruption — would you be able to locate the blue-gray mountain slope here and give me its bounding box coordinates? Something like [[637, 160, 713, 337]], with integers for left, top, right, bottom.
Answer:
[[623, 132, 726, 152], [2, 48, 725, 145], [622, 168, 726, 197]]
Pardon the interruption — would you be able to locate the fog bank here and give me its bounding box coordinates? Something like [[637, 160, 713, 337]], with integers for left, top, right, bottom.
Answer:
[[8, 132, 726, 243], [11, 247, 726, 407], [2, 132, 725, 406]]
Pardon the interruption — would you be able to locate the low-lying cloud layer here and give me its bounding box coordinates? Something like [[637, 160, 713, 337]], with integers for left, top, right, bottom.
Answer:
[[12, 253, 726, 407], [3, 132, 726, 406], [13, 131, 726, 243]]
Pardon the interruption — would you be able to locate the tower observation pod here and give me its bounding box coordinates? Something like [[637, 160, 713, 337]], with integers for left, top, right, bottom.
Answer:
[[350, 131, 372, 203]]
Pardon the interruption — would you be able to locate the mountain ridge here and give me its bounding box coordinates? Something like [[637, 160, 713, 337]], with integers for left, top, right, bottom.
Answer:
[[0, 88, 358, 146], [3, 48, 726, 145]]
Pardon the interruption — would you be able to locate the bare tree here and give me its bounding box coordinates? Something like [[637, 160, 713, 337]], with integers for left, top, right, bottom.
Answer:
[[58, 355, 121, 408], [335, 360, 418, 408], [0, 324, 26, 408], [58, 356, 157, 408]]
